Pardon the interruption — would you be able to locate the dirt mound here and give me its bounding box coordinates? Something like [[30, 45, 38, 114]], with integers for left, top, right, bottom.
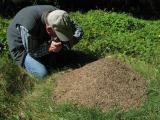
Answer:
[[53, 58, 147, 111]]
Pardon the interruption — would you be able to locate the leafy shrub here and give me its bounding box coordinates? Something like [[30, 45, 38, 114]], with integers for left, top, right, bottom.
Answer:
[[71, 10, 160, 64], [0, 17, 9, 53]]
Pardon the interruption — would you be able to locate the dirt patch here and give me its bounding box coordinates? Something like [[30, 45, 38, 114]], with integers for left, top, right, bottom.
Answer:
[[53, 58, 147, 111]]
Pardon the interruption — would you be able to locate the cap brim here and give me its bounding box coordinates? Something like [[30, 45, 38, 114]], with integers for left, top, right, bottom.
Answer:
[[54, 28, 73, 42]]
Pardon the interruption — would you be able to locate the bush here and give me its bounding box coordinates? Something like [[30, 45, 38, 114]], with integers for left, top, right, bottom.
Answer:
[[0, 17, 9, 53], [71, 10, 160, 64]]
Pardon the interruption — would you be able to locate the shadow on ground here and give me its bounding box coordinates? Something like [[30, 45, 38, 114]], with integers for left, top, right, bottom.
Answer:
[[47, 50, 98, 71]]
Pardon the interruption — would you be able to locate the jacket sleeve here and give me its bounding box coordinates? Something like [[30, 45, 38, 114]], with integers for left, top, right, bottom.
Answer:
[[70, 20, 83, 47], [17, 25, 50, 58], [7, 26, 26, 66], [61, 20, 83, 51]]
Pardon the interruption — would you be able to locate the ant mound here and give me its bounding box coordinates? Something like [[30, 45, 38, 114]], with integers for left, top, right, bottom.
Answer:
[[53, 58, 147, 111]]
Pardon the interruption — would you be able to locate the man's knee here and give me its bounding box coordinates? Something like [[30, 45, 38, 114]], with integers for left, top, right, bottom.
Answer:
[[34, 68, 48, 78], [24, 54, 48, 78]]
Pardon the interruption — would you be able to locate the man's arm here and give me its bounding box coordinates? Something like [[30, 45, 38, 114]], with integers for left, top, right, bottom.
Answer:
[[17, 25, 50, 58], [70, 20, 84, 47]]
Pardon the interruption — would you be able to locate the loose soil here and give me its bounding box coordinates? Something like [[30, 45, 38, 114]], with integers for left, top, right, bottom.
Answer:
[[53, 58, 147, 111]]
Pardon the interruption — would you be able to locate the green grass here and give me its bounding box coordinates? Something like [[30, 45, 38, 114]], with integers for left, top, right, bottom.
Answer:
[[7, 58, 159, 120], [9, 57, 159, 120], [0, 54, 36, 119], [0, 17, 9, 53], [0, 10, 160, 119], [71, 10, 160, 65]]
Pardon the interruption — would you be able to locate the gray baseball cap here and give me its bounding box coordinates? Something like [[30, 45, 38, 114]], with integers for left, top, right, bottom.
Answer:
[[47, 10, 73, 42]]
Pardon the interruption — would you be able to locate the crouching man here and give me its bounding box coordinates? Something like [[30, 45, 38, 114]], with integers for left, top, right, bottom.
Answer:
[[7, 5, 83, 78]]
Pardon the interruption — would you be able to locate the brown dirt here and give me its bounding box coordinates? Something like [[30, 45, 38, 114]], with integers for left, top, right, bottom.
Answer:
[[53, 57, 147, 111]]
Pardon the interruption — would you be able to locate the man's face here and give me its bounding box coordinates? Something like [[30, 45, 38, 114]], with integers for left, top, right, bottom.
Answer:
[[50, 29, 60, 42], [46, 25, 60, 41]]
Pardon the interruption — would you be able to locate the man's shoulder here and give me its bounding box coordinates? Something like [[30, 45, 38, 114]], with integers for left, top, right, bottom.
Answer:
[[13, 5, 58, 20], [10, 5, 58, 29]]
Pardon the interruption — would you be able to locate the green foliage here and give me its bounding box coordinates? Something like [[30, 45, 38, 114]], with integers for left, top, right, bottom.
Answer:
[[0, 17, 9, 53], [71, 10, 160, 65], [0, 54, 35, 119]]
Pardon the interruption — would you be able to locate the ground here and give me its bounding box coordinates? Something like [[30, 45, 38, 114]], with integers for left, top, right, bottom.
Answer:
[[53, 57, 147, 112]]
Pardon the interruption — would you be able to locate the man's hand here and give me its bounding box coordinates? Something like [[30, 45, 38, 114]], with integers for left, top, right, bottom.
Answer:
[[48, 41, 62, 53]]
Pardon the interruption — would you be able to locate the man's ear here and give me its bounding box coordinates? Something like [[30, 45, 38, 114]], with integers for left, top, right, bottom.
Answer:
[[46, 26, 53, 35]]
